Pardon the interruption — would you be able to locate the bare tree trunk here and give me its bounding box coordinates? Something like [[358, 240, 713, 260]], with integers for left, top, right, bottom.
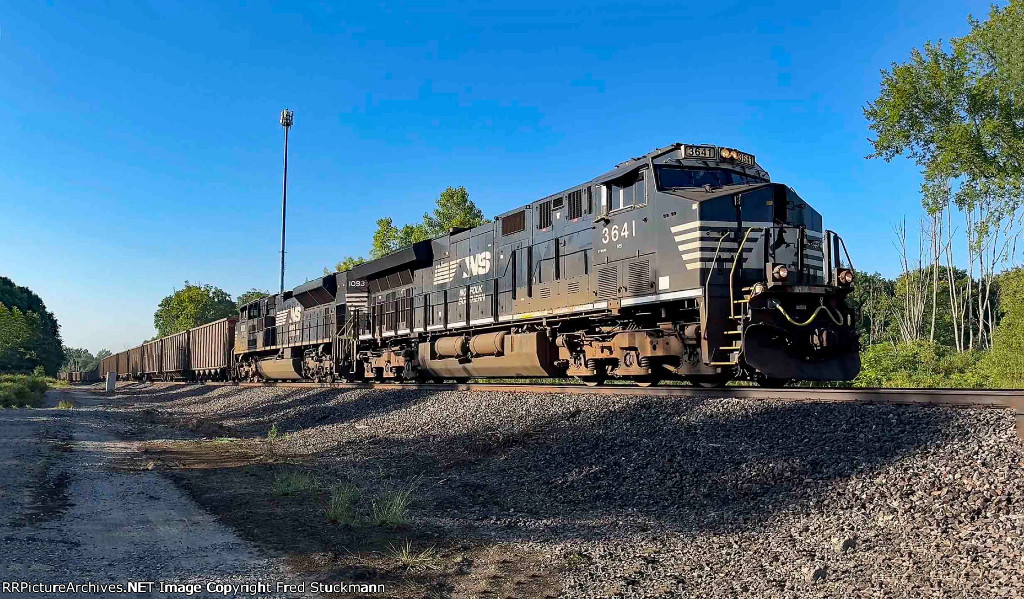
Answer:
[[893, 219, 927, 344], [929, 212, 940, 342]]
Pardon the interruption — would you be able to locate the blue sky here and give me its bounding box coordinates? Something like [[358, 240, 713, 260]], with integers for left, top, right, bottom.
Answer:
[[0, 1, 990, 352]]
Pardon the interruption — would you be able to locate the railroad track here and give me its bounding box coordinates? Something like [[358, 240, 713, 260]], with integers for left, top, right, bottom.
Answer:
[[104, 380, 1024, 438]]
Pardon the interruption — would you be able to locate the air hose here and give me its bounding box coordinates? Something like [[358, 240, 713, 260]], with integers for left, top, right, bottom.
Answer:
[[774, 300, 843, 327]]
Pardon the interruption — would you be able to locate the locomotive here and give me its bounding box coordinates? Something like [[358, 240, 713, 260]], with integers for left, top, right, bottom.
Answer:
[[229, 143, 860, 387]]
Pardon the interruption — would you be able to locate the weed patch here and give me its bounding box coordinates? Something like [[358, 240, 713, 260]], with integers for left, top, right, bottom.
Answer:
[[272, 471, 318, 496], [325, 483, 360, 525]]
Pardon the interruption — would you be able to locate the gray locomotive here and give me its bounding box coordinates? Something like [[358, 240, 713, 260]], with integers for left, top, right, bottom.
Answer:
[[232, 143, 859, 387]]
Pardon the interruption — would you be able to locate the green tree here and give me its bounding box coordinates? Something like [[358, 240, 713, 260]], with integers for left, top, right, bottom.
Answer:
[[323, 256, 367, 275], [0, 277, 64, 375], [153, 282, 236, 337], [864, 2, 1024, 350], [0, 303, 40, 372], [96, 349, 112, 361], [62, 347, 98, 372], [982, 267, 1024, 387], [235, 288, 270, 308], [422, 186, 485, 237], [368, 187, 486, 258]]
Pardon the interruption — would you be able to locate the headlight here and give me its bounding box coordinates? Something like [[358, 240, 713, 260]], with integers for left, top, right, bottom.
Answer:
[[838, 269, 855, 285], [772, 265, 789, 281]]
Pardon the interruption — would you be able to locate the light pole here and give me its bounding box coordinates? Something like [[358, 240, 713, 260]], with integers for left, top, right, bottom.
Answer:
[[279, 108, 294, 295]]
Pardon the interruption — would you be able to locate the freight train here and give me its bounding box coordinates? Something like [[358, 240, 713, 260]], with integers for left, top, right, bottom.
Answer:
[[103, 143, 859, 388]]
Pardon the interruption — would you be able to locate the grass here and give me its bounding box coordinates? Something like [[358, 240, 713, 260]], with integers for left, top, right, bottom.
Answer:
[[385, 540, 441, 572], [325, 483, 360, 525], [272, 470, 319, 496], [371, 480, 417, 527], [56, 399, 74, 410], [267, 422, 279, 440]]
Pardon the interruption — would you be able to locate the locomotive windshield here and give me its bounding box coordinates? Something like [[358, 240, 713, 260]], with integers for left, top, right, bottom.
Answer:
[[655, 166, 765, 189]]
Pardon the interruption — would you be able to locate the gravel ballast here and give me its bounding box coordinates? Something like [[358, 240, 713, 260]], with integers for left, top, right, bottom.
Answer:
[[105, 383, 1024, 598]]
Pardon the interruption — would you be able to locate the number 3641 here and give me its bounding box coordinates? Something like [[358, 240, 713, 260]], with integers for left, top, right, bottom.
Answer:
[[601, 220, 636, 244]]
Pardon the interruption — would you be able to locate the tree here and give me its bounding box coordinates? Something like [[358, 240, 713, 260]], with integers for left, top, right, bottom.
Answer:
[[0, 277, 64, 375], [865, 1, 1024, 350], [422, 186, 485, 237], [235, 288, 270, 308], [62, 347, 99, 372], [323, 256, 367, 275], [153, 282, 236, 337], [983, 267, 1024, 387], [0, 303, 40, 372], [96, 349, 112, 361], [368, 187, 486, 258]]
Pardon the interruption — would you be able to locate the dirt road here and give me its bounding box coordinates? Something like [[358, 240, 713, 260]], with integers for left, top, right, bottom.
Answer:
[[0, 389, 296, 598]]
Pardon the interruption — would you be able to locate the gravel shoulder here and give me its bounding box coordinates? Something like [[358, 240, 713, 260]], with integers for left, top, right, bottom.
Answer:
[[87, 382, 1024, 599], [0, 388, 296, 599]]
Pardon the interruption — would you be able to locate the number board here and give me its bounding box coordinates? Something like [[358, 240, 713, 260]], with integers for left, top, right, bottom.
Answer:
[[683, 145, 717, 160], [721, 148, 756, 167]]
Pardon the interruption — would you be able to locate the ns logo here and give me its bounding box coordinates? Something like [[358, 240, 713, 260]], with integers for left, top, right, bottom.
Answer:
[[434, 251, 492, 285], [462, 251, 491, 278]]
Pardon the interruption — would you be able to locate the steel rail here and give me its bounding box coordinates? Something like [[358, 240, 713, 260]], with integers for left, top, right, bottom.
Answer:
[[107, 380, 1024, 438]]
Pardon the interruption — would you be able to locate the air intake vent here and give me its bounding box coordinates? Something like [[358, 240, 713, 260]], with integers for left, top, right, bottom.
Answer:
[[627, 260, 650, 293], [537, 285, 551, 299], [567, 189, 583, 220], [597, 265, 618, 298], [502, 210, 526, 236], [552, 196, 564, 209], [537, 201, 552, 230], [567, 281, 580, 294]]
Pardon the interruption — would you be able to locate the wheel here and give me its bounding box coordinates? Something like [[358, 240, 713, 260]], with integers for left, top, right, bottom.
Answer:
[[689, 375, 730, 388], [579, 376, 606, 387], [633, 376, 661, 387]]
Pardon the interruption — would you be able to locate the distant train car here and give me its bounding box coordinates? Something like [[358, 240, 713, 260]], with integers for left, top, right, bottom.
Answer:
[[127, 346, 143, 380], [188, 318, 236, 381], [161, 330, 190, 380], [142, 339, 162, 380]]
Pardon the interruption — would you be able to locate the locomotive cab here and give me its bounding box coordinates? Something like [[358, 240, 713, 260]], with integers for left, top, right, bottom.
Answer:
[[688, 180, 859, 383]]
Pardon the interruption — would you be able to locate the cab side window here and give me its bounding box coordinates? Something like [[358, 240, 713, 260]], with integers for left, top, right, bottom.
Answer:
[[608, 169, 647, 211]]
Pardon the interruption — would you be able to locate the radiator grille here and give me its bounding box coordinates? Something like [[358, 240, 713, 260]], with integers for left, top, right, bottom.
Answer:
[[597, 265, 618, 298], [501, 210, 526, 236], [567, 280, 580, 294], [627, 260, 650, 293], [537, 285, 551, 299]]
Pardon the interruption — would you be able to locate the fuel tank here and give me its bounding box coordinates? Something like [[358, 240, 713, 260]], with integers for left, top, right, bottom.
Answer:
[[257, 358, 304, 380]]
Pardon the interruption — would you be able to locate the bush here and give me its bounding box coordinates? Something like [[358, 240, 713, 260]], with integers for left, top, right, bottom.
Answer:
[[982, 267, 1024, 388], [0, 375, 49, 407], [854, 341, 989, 388]]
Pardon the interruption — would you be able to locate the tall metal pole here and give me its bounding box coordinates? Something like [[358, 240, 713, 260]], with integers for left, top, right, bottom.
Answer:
[[279, 109, 293, 295]]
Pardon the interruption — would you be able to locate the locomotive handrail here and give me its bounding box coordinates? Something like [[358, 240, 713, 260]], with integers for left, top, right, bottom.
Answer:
[[702, 231, 733, 341], [729, 227, 762, 320]]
